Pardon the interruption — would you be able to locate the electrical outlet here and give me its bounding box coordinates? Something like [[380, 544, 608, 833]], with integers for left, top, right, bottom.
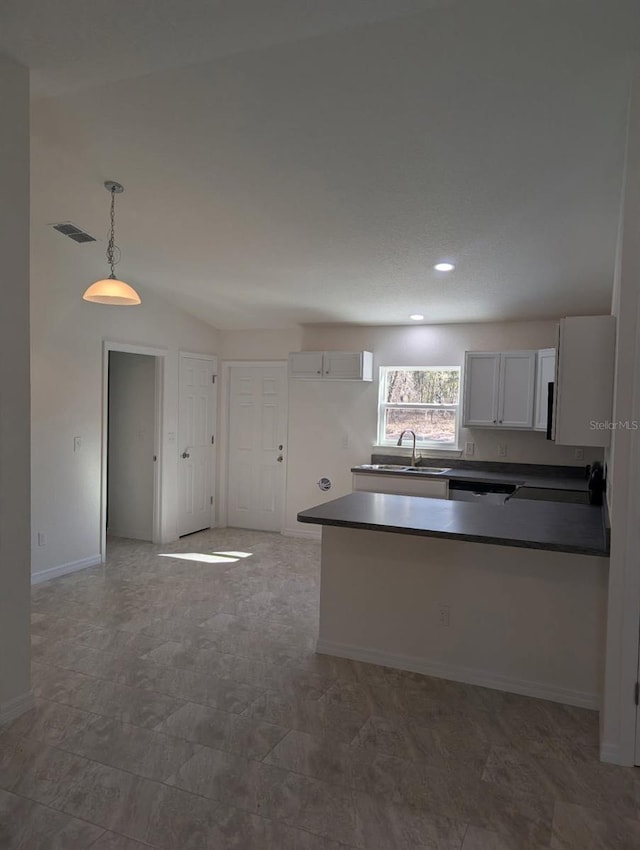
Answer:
[[497, 443, 507, 458], [574, 448, 584, 461], [73, 436, 82, 453], [341, 433, 349, 449], [37, 532, 46, 547], [438, 603, 451, 627], [464, 441, 475, 456]]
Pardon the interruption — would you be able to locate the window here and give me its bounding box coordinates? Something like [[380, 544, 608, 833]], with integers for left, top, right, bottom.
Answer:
[[377, 366, 461, 447]]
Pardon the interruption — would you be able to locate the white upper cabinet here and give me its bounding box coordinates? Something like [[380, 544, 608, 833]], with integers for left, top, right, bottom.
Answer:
[[534, 348, 556, 431], [463, 350, 536, 429], [288, 351, 324, 379], [463, 353, 501, 426], [289, 351, 373, 381], [498, 351, 536, 428], [554, 316, 615, 447]]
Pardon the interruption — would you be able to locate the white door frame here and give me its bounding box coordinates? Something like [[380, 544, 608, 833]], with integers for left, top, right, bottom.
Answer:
[[178, 351, 218, 534], [101, 340, 167, 561], [218, 360, 288, 531]]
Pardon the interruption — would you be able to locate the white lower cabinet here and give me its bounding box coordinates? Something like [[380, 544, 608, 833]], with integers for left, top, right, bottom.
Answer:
[[352, 473, 449, 499]]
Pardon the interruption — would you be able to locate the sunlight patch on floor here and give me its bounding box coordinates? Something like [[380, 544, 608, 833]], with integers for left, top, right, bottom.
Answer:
[[213, 551, 253, 558], [158, 553, 239, 564]]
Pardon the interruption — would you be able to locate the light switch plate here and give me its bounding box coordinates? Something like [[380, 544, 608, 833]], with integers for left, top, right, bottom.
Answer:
[[464, 441, 475, 456]]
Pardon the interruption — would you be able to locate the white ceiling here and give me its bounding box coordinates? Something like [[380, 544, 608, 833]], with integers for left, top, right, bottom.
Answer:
[[2, 0, 639, 329]]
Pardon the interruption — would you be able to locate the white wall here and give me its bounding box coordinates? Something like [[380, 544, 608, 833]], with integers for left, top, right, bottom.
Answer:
[[0, 55, 32, 721], [220, 328, 303, 361], [283, 321, 596, 535], [601, 61, 640, 766], [30, 213, 219, 580], [108, 352, 156, 541]]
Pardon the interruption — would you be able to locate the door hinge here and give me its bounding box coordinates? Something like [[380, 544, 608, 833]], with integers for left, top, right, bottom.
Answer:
[[212, 374, 216, 384], [211, 435, 215, 445], [635, 681, 639, 706], [210, 496, 213, 505]]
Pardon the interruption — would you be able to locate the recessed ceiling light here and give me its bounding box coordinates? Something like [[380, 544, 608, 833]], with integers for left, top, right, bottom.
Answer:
[[409, 314, 424, 321], [434, 262, 455, 272]]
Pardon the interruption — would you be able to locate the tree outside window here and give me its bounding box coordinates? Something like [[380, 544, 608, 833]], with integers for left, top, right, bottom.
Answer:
[[378, 367, 460, 446]]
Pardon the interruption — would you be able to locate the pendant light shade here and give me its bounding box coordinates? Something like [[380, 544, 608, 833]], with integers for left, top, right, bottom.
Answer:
[[83, 181, 141, 306], [82, 278, 141, 305]]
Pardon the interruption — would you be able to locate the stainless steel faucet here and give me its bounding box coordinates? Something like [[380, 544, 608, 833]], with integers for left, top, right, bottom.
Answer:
[[397, 429, 420, 466]]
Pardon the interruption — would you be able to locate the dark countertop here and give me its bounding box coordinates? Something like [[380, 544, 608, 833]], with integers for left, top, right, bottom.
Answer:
[[298, 491, 609, 556], [351, 464, 589, 492]]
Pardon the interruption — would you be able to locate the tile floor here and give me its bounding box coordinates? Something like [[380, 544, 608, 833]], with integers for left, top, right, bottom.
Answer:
[[1, 529, 638, 849]]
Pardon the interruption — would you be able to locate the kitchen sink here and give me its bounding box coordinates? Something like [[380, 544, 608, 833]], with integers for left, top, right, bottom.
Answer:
[[406, 466, 451, 474], [357, 464, 451, 474]]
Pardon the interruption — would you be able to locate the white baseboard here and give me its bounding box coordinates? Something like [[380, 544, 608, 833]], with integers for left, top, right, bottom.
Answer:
[[0, 690, 34, 725], [282, 526, 322, 541], [599, 741, 621, 764], [316, 638, 601, 710], [31, 554, 101, 585], [599, 740, 636, 766]]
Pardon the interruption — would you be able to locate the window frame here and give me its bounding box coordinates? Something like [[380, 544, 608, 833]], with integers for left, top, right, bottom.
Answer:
[[377, 366, 462, 449]]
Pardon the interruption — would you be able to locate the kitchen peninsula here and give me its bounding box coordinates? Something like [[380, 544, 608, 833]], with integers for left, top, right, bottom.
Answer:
[[298, 491, 609, 708]]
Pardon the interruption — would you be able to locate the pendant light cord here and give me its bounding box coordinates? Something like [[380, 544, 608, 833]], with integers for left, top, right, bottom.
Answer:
[[107, 189, 117, 279]]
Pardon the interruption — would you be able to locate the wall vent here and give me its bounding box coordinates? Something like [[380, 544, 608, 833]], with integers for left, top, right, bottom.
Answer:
[[51, 222, 96, 244]]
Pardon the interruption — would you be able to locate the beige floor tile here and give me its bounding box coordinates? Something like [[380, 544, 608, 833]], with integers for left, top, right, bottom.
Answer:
[[244, 690, 367, 743], [0, 788, 104, 849], [15, 530, 638, 850], [32, 666, 185, 729], [90, 834, 156, 850], [550, 800, 640, 850], [2, 698, 94, 746], [482, 744, 638, 817], [157, 701, 287, 758], [167, 745, 285, 813], [208, 804, 356, 848], [59, 714, 198, 781], [461, 824, 547, 849], [0, 734, 90, 809], [113, 657, 264, 713], [353, 789, 467, 849], [54, 759, 167, 841]]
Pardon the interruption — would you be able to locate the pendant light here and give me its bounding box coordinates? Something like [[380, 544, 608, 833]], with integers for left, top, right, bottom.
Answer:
[[83, 181, 141, 305]]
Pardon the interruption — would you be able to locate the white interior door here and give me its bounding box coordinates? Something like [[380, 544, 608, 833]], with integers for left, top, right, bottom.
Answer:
[[227, 364, 287, 532], [178, 354, 216, 536]]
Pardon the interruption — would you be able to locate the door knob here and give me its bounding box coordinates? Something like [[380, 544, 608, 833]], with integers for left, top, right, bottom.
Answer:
[[277, 455, 283, 463], [182, 451, 190, 459]]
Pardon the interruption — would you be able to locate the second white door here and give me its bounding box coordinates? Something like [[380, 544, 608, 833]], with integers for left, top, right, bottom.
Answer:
[[178, 354, 216, 536], [227, 364, 287, 532]]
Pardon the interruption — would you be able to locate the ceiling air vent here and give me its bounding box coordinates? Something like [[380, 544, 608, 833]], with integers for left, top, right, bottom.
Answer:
[[51, 222, 96, 244]]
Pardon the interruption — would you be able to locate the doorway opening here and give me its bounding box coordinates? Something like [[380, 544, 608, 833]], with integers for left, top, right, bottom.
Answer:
[[101, 342, 166, 561]]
